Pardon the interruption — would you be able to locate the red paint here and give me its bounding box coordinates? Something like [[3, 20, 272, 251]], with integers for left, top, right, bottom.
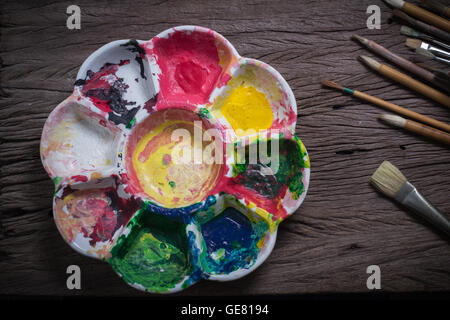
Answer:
[[147, 29, 223, 107], [271, 102, 297, 130], [221, 181, 288, 222], [71, 175, 88, 182], [79, 60, 130, 113], [143, 95, 158, 112]]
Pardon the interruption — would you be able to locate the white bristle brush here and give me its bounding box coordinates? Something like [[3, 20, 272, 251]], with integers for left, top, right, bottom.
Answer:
[[370, 161, 450, 236]]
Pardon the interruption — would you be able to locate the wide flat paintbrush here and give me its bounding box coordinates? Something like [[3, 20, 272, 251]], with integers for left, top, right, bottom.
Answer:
[[322, 79, 450, 132], [359, 55, 450, 108], [419, 0, 450, 18], [385, 0, 450, 32], [401, 26, 450, 51], [370, 160, 450, 236], [380, 114, 450, 145], [393, 9, 450, 43], [406, 38, 450, 60], [416, 47, 450, 66], [352, 34, 448, 92]]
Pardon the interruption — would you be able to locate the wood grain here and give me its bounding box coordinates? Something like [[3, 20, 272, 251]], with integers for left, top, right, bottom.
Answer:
[[1, 0, 449, 297]]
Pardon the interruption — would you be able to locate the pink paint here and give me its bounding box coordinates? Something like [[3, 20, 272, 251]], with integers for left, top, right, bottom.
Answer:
[[147, 29, 223, 107]]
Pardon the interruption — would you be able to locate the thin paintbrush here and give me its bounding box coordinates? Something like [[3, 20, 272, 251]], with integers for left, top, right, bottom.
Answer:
[[322, 80, 450, 132], [370, 160, 450, 236], [359, 55, 450, 108], [352, 34, 448, 92], [401, 26, 450, 51], [416, 62, 450, 79], [419, 0, 450, 18], [416, 47, 450, 66], [380, 114, 450, 145], [393, 9, 450, 43], [406, 38, 450, 60], [385, 0, 450, 32]]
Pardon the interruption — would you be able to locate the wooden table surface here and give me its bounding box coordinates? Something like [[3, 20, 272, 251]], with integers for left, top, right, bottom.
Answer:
[[1, 0, 449, 297]]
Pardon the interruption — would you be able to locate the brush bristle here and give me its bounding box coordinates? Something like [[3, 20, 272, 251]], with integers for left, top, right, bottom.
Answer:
[[359, 55, 381, 70], [351, 34, 369, 45], [405, 38, 422, 49], [384, 0, 405, 9], [416, 47, 435, 59], [379, 114, 407, 127], [321, 79, 344, 91], [370, 160, 407, 198], [400, 25, 415, 37]]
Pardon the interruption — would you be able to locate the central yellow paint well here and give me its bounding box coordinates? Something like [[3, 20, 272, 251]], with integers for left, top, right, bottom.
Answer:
[[131, 119, 222, 208], [220, 85, 273, 135]]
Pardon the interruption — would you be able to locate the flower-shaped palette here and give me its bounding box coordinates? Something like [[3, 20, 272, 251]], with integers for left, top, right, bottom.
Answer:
[[40, 26, 310, 293]]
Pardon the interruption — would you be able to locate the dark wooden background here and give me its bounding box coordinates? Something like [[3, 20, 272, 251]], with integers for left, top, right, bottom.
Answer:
[[1, 0, 449, 297]]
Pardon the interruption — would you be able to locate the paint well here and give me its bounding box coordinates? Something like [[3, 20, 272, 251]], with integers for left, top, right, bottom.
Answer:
[[54, 185, 140, 259], [221, 85, 273, 135], [200, 207, 268, 274], [109, 211, 192, 292], [148, 29, 223, 107], [228, 138, 307, 221], [125, 109, 224, 208], [41, 101, 120, 180]]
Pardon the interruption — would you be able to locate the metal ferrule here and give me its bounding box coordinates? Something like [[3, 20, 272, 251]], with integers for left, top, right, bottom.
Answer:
[[395, 181, 450, 236], [420, 42, 450, 60]]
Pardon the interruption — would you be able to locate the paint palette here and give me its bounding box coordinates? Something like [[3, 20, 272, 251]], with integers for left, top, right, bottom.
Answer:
[[40, 26, 310, 293]]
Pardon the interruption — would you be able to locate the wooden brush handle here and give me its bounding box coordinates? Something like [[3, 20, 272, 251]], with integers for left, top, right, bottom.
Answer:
[[355, 90, 450, 132], [403, 2, 450, 32], [379, 64, 450, 108], [405, 119, 450, 145], [368, 41, 435, 82]]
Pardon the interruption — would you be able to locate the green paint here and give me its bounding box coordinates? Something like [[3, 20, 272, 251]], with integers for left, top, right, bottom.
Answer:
[[192, 205, 216, 225], [126, 117, 136, 129], [230, 136, 309, 200], [277, 137, 307, 200], [198, 107, 211, 119], [52, 176, 63, 193], [211, 248, 225, 261], [108, 210, 192, 293], [169, 181, 176, 189]]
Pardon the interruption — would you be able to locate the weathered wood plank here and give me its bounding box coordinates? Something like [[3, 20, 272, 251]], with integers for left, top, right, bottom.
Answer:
[[1, 0, 449, 296]]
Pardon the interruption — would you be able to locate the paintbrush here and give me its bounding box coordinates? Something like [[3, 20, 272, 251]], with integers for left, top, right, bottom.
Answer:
[[385, 0, 450, 32], [419, 0, 450, 18], [416, 47, 450, 66], [379, 113, 450, 145], [359, 55, 450, 108], [401, 26, 450, 51], [406, 38, 450, 60], [370, 160, 450, 236], [322, 80, 450, 132], [416, 62, 450, 79], [393, 9, 450, 43], [352, 34, 448, 92]]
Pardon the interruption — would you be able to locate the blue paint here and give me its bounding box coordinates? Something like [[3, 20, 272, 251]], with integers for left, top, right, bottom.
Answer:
[[200, 207, 265, 274], [142, 195, 217, 224], [182, 230, 207, 289]]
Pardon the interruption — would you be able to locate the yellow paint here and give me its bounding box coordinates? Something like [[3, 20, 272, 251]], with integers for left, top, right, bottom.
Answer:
[[90, 172, 103, 180], [220, 85, 273, 135], [132, 120, 221, 208]]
